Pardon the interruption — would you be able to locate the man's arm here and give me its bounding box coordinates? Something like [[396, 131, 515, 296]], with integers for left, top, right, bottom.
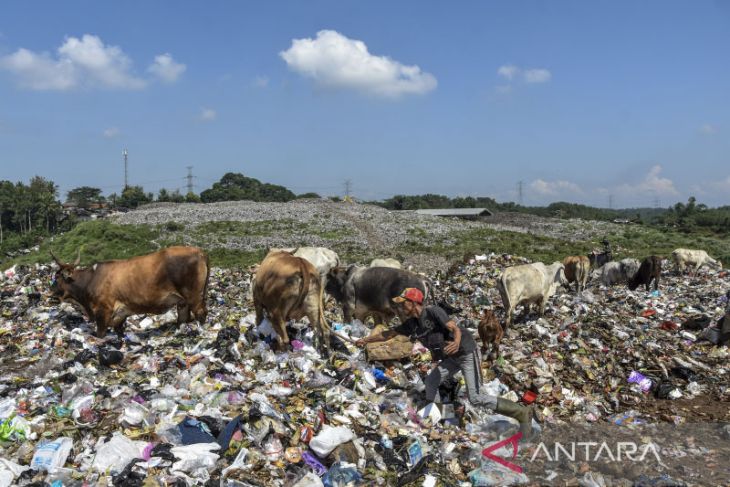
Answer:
[[355, 329, 399, 347], [444, 320, 462, 355]]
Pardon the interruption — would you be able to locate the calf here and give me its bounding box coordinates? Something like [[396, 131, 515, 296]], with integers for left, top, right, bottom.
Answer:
[[478, 309, 503, 362], [628, 255, 662, 291]]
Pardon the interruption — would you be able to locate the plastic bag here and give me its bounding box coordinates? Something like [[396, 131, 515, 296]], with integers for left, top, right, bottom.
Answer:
[[0, 459, 29, 487], [292, 472, 325, 487], [92, 433, 145, 474], [170, 442, 220, 473], [309, 425, 355, 457], [31, 437, 73, 472], [322, 462, 362, 487]]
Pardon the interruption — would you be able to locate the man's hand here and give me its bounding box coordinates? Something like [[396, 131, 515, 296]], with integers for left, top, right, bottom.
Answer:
[[444, 340, 460, 355], [355, 338, 367, 347]]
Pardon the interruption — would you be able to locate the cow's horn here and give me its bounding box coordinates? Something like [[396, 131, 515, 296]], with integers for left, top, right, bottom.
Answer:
[[50, 250, 63, 266], [73, 249, 81, 267]]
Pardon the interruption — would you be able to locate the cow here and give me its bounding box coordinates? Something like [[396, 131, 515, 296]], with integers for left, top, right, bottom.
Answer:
[[253, 250, 329, 353], [562, 255, 590, 293], [671, 248, 722, 275], [628, 256, 662, 291], [325, 265, 429, 325], [477, 309, 503, 362], [50, 246, 209, 338], [600, 258, 640, 286], [497, 262, 567, 329], [268, 247, 340, 287], [369, 258, 401, 269], [588, 250, 612, 269]]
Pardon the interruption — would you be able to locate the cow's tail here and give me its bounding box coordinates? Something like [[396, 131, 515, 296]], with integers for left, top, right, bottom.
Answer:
[[318, 272, 328, 332], [294, 258, 311, 313], [422, 278, 434, 304]]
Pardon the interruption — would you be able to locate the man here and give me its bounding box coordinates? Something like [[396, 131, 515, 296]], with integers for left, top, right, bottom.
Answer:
[[355, 287, 534, 439]]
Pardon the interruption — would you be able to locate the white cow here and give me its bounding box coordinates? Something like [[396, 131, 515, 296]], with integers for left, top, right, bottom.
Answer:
[[601, 258, 640, 286], [672, 248, 722, 274], [267, 247, 340, 288], [369, 258, 401, 269], [497, 262, 567, 328]]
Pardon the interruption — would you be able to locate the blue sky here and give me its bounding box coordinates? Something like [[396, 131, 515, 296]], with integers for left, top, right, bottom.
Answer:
[[1, 1, 728, 207]]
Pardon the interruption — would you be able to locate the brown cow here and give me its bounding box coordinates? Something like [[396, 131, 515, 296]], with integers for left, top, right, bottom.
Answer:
[[478, 309, 503, 362], [50, 246, 209, 337], [253, 250, 329, 354], [563, 255, 590, 293]]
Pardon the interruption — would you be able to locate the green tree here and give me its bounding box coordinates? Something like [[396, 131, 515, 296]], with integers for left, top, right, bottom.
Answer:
[[157, 188, 171, 202], [117, 186, 152, 208], [297, 192, 321, 199], [200, 172, 295, 202], [67, 186, 103, 208], [185, 192, 201, 203]]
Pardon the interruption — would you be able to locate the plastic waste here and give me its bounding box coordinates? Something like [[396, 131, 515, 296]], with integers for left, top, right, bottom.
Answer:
[[31, 437, 73, 472], [322, 462, 362, 487], [309, 425, 355, 457], [292, 472, 325, 487], [0, 458, 29, 487], [92, 433, 145, 474], [98, 347, 124, 366], [170, 442, 220, 473]]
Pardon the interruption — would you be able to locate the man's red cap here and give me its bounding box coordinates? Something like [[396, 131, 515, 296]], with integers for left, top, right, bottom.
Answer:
[[392, 287, 424, 304]]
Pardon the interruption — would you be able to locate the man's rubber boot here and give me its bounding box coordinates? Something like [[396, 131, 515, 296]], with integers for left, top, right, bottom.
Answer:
[[495, 397, 534, 440]]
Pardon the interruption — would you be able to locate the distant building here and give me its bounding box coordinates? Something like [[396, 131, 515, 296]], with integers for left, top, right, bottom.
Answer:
[[414, 208, 493, 220]]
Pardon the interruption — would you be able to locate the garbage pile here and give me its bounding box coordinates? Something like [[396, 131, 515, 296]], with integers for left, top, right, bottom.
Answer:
[[0, 255, 728, 486]]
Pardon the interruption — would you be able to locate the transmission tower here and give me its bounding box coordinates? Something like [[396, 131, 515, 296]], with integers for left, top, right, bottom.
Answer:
[[517, 180, 523, 205], [186, 166, 194, 194], [344, 179, 352, 198], [123, 148, 129, 189], [609, 194, 614, 209]]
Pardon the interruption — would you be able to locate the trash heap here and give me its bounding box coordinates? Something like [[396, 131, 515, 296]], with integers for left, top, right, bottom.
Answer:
[[0, 255, 728, 487]]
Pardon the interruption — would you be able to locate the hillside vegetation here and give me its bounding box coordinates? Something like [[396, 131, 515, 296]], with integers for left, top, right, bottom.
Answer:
[[7, 200, 730, 271]]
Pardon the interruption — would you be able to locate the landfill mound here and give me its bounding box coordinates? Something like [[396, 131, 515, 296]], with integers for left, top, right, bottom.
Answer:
[[0, 254, 729, 486]]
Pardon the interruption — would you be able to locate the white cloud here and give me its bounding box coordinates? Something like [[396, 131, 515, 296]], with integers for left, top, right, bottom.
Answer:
[[529, 179, 583, 197], [617, 165, 679, 197], [0, 34, 183, 91], [495, 84, 512, 95], [497, 64, 519, 80], [103, 127, 120, 138], [253, 75, 269, 88], [148, 53, 186, 83], [200, 108, 216, 121], [280, 30, 437, 98], [524, 68, 551, 83], [497, 64, 551, 85], [700, 123, 717, 135]]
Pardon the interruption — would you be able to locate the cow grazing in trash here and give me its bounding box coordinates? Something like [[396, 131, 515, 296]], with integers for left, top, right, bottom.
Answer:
[[563, 255, 590, 293], [50, 246, 209, 337], [628, 255, 662, 291], [671, 248, 722, 275], [325, 265, 429, 324], [253, 250, 330, 354], [588, 250, 612, 269], [478, 309, 503, 362], [497, 262, 567, 328], [600, 258, 640, 286]]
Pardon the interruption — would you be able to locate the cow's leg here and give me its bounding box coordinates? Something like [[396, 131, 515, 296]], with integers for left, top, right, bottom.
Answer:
[[538, 297, 546, 317], [306, 308, 329, 356], [270, 314, 289, 351], [191, 299, 208, 325], [177, 304, 191, 324], [95, 307, 112, 338], [343, 302, 354, 324], [654, 275, 660, 291]]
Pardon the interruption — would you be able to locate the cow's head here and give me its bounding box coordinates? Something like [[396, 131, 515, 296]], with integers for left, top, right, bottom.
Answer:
[[325, 265, 357, 302], [552, 262, 568, 287], [50, 249, 81, 299]]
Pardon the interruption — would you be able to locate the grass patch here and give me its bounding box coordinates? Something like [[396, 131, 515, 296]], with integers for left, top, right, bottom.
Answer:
[[9, 221, 159, 266], [207, 248, 267, 268], [191, 219, 308, 238]]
